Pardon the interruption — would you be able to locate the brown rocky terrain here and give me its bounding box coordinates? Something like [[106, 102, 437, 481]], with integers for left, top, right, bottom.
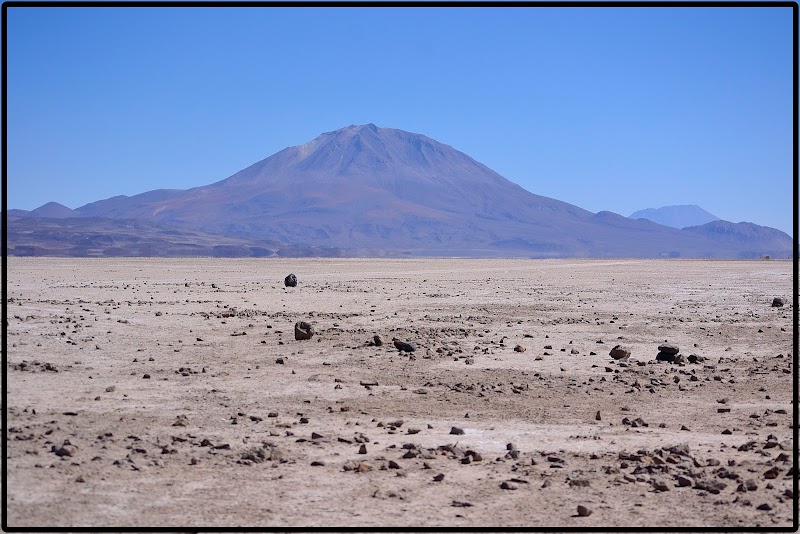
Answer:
[[4, 258, 794, 528]]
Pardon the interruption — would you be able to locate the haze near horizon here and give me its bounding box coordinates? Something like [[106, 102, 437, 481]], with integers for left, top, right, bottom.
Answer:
[[6, 6, 794, 235]]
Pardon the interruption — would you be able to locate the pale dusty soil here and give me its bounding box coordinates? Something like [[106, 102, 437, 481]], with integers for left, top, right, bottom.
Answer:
[[4, 258, 795, 528]]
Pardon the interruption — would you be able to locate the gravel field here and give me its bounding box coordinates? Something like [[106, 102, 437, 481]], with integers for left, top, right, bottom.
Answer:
[[4, 257, 795, 528]]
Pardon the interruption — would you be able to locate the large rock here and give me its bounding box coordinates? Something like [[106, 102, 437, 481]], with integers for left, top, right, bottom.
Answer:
[[609, 345, 631, 360], [284, 274, 297, 287], [657, 343, 680, 355], [294, 321, 314, 340], [656, 352, 675, 362]]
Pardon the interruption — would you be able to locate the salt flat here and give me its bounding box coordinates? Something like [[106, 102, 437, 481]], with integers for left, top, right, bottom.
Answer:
[[5, 258, 794, 528]]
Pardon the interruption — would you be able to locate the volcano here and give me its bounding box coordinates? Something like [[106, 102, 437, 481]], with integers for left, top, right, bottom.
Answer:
[[11, 124, 792, 258]]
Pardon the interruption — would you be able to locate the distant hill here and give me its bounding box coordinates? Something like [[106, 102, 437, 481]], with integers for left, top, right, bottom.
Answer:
[[629, 205, 720, 229], [8, 201, 80, 219], [8, 124, 793, 258]]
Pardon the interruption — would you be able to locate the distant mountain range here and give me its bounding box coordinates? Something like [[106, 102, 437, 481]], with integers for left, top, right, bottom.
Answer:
[[629, 205, 720, 229], [7, 124, 792, 258]]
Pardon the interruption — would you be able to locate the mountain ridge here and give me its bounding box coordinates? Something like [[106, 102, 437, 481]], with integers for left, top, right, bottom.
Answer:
[[9, 124, 792, 258], [630, 204, 720, 229]]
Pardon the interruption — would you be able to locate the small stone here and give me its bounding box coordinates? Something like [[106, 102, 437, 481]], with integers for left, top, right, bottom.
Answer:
[[433, 473, 445, 482], [676, 475, 693, 487], [294, 321, 314, 341], [652, 478, 670, 491], [757, 503, 772, 511], [513, 345, 526, 353], [284, 274, 297, 287], [310, 460, 325, 467], [500, 481, 518, 490], [595, 411, 601, 421], [763, 467, 781, 479], [655, 352, 675, 362], [356, 462, 373, 473], [577, 505, 592, 517], [609, 345, 631, 360], [449, 427, 465, 435], [771, 297, 784, 307], [142, 374, 151, 379], [373, 335, 384, 346], [358, 444, 367, 454]]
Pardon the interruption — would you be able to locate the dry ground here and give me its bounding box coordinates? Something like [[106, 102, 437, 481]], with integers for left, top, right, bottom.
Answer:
[[4, 258, 795, 528]]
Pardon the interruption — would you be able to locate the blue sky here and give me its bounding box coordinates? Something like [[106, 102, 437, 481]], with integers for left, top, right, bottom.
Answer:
[[6, 5, 794, 234]]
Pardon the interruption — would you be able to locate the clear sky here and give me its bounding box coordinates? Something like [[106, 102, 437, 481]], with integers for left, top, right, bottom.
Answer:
[[6, 5, 795, 235]]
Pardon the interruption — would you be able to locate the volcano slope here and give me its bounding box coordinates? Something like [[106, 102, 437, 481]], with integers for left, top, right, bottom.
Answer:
[[5, 257, 794, 528]]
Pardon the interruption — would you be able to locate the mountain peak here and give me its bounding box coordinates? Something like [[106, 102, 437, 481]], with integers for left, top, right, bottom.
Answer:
[[630, 204, 720, 229]]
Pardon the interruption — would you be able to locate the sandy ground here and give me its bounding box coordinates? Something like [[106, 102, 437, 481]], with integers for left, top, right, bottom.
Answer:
[[4, 257, 795, 528]]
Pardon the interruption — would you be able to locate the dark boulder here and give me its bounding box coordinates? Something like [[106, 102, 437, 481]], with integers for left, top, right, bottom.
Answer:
[[294, 321, 314, 340], [284, 274, 297, 287], [609, 345, 631, 360], [393, 339, 417, 352]]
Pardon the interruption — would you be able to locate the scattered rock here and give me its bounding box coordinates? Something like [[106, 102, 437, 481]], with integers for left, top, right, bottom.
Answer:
[[763, 467, 781, 479], [513, 345, 526, 353], [433, 473, 445, 482], [449, 427, 465, 435], [694, 478, 727, 494], [294, 321, 314, 341], [737, 479, 758, 492], [577, 505, 592, 517], [373, 335, 384, 347], [52, 441, 76, 457], [771, 297, 784, 307], [172, 415, 189, 427], [500, 481, 518, 490], [284, 274, 297, 287]]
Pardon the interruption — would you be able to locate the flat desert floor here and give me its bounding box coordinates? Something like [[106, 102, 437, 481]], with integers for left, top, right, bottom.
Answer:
[[5, 258, 795, 528]]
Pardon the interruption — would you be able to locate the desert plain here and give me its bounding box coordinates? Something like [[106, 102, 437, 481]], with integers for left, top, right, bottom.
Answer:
[[4, 257, 795, 528]]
